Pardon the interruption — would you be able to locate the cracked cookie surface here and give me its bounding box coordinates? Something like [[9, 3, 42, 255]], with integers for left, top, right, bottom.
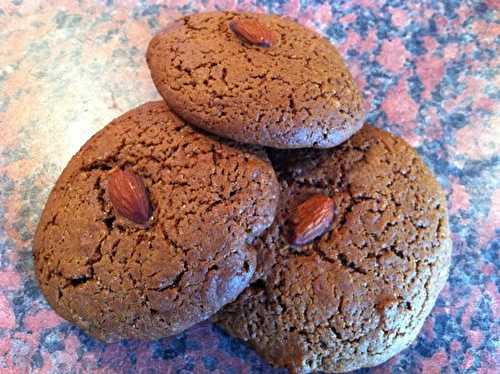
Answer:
[[33, 101, 279, 342], [213, 126, 452, 373], [146, 11, 364, 149]]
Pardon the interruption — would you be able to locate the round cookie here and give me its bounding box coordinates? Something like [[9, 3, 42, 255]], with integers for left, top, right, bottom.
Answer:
[[146, 11, 364, 149], [33, 101, 279, 342], [214, 126, 451, 373]]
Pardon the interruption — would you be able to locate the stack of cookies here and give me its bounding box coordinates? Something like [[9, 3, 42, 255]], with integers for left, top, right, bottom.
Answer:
[[34, 11, 451, 373]]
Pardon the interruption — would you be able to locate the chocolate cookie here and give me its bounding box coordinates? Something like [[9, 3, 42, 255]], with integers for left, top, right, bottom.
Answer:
[[146, 11, 364, 149], [33, 101, 279, 342], [214, 126, 451, 373]]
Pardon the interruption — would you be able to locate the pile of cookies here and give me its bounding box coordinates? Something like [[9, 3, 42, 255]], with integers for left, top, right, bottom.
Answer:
[[34, 11, 451, 373]]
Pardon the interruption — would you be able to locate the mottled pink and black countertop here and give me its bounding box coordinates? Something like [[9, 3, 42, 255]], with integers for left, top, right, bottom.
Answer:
[[0, 1, 498, 373]]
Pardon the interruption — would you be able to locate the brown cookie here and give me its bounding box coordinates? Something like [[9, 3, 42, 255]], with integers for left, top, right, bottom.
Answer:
[[146, 11, 364, 149], [33, 101, 279, 342], [214, 126, 452, 373]]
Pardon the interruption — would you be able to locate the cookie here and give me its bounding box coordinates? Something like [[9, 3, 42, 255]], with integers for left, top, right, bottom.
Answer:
[[146, 11, 364, 149], [214, 126, 451, 373], [33, 101, 279, 342]]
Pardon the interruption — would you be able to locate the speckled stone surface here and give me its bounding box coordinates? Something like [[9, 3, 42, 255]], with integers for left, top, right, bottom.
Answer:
[[0, 1, 498, 373]]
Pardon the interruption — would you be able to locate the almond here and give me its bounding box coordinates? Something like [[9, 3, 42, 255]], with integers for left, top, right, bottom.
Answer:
[[229, 18, 276, 47], [106, 169, 151, 225], [287, 194, 334, 246]]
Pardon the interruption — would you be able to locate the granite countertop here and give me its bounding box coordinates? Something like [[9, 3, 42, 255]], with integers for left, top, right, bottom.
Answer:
[[0, 1, 498, 373]]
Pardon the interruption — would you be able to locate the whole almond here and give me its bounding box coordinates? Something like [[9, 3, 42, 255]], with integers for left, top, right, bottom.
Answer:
[[106, 169, 151, 225], [229, 18, 276, 47], [287, 194, 334, 246]]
